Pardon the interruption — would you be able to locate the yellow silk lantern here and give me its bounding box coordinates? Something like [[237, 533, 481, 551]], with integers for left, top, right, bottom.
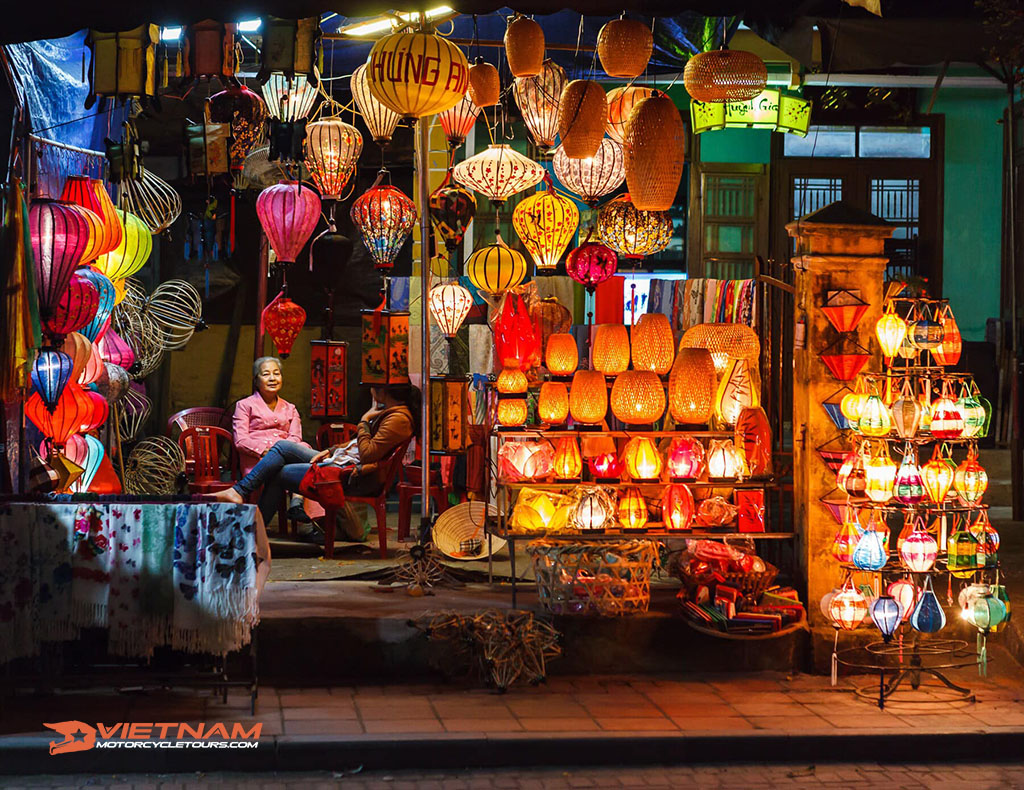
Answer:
[[93, 211, 153, 281], [546, 333, 578, 376], [512, 181, 580, 271], [864, 447, 897, 504], [538, 381, 569, 425], [715, 358, 759, 426], [465, 232, 528, 293], [954, 447, 988, 504], [618, 486, 649, 531], [840, 389, 870, 424], [631, 312, 675, 374], [857, 394, 892, 438], [366, 32, 469, 118], [553, 436, 583, 480], [592, 324, 630, 375], [621, 436, 662, 480], [876, 309, 908, 359], [921, 445, 955, 503], [610, 370, 666, 424], [569, 369, 608, 425]]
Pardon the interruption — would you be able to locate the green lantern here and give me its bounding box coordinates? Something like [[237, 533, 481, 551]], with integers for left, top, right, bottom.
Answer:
[[958, 395, 987, 439], [857, 394, 891, 438], [947, 526, 982, 579]]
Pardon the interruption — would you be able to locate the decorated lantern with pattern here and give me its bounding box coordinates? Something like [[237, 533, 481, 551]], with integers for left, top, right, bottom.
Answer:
[[360, 309, 409, 385]]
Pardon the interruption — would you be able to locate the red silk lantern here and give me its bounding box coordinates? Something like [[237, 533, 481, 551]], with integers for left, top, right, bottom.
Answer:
[[30, 199, 93, 318], [350, 179, 417, 270], [667, 435, 705, 480], [662, 483, 695, 531], [932, 306, 962, 366], [438, 92, 481, 148], [60, 176, 122, 261], [494, 292, 541, 370], [26, 382, 94, 449], [262, 291, 306, 358], [566, 241, 618, 292], [255, 181, 321, 264], [588, 451, 623, 481], [43, 272, 100, 341], [82, 389, 110, 432]]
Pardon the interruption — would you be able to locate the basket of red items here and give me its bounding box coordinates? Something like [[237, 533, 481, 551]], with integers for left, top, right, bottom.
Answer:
[[670, 539, 777, 599]]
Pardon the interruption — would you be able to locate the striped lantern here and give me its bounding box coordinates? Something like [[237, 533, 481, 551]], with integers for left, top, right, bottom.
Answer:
[[92, 211, 153, 281], [552, 139, 625, 206], [606, 86, 663, 145], [597, 194, 672, 259], [351, 64, 402, 146], [25, 381, 94, 450], [367, 32, 469, 118], [932, 306, 962, 365], [468, 59, 500, 107], [29, 199, 92, 318], [453, 144, 546, 204], [900, 527, 938, 573], [77, 267, 116, 343], [557, 80, 607, 159], [350, 181, 417, 270], [513, 60, 566, 150], [260, 72, 318, 122], [504, 15, 545, 78], [512, 182, 580, 271], [623, 96, 685, 212], [631, 312, 675, 375], [618, 485, 648, 531], [438, 92, 481, 148], [596, 18, 653, 79], [304, 118, 363, 200], [427, 282, 473, 337], [60, 176, 122, 261], [610, 370, 665, 424], [256, 182, 321, 264], [465, 232, 528, 294], [569, 369, 607, 425], [829, 584, 868, 631]]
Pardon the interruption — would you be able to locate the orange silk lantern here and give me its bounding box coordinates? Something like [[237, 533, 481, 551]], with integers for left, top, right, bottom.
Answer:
[[618, 485, 649, 531], [26, 382, 94, 450], [553, 436, 583, 480], [621, 436, 662, 481], [922, 445, 955, 504], [662, 483, 694, 531], [932, 305, 962, 366]]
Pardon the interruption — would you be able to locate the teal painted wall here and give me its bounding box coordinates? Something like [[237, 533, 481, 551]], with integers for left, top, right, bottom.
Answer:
[[929, 89, 1004, 341], [698, 128, 772, 164]]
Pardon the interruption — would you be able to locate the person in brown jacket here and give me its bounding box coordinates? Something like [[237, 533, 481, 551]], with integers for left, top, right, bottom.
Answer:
[[213, 385, 420, 536]]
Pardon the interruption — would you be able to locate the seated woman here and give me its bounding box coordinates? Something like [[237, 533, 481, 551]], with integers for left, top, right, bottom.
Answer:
[[214, 384, 420, 537], [233, 356, 310, 520]]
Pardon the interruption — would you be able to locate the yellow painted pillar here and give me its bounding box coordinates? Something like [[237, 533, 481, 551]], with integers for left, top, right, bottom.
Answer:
[[787, 203, 894, 670]]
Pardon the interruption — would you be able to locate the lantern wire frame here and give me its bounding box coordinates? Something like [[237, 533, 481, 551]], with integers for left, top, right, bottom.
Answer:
[[123, 435, 184, 495]]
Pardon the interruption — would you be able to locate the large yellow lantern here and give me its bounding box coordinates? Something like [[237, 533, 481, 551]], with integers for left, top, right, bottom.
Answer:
[[618, 486, 648, 532], [453, 144, 546, 204], [538, 381, 569, 425], [512, 181, 579, 271], [569, 369, 607, 425], [93, 211, 152, 281], [864, 447, 897, 504], [631, 312, 675, 374], [876, 308, 908, 359], [305, 118, 363, 200], [465, 232, 528, 294], [553, 436, 583, 480], [351, 64, 402, 145], [610, 370, 665, 424], [366, 32, 469, 119], [715, 358, 759, 426], [621, 436, 663, 481]]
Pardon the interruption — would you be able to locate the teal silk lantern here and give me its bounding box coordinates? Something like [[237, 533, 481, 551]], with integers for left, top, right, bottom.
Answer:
[[893, 448, 925, 505], [870, 595, 902, 642], [958, 394, 987, 439], [910, 577, 946, 634], [852, 525, 887, 571], [965, 592, 1006, 632]]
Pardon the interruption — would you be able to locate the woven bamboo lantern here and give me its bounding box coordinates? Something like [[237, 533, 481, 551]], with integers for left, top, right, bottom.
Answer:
[[553, 436, 583, 480], [512, 181, 580, 271], [496, 362, 529, 427], [597, 194, 672, 259], [679, 322, 760, 376], [621, 436, 663, 481], [631, 312, 675, 375], [606, 86, 662, 145], [513, 60, 566, 151], [553, 139, 625, 206], [546, 333, 579, 376], [465, 232, 528, 294], [538, 381, 569, 425], [591, 324, 630, 375], [505, 15, 545, 77], [597, 18, 653, 79], [468, 59, 500, 107], [557, 80, 607, 159], [624, 96, 685, 212], [668, 348, 716, 424], [610, 370, 665, 424], [569, 369, 607, 425], [618, 486, 649, 531], [683, 49, 767, 103]]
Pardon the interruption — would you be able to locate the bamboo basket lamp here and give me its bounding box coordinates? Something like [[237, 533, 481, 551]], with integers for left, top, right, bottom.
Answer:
[[679, 323, 760, 376], [591, 323, 630, 375], [557, 80, 607, 159], [123, 435, 184, 495], [631, 312, 675, 375], [538, 381, 569, 424], [610, 370, 666, 424], [468, 59, 500, 107], [683, 49, 767, 103], [569, 369, 608, 424], [606, 86, 662, 145], [623, 96, 685, 212], [505, 15, 545, 77], [597, 18, 653, 79], [668, 348, 716, 424], [546, 333, 579, 376]]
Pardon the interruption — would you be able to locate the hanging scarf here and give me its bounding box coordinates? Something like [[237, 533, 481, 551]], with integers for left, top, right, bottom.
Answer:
[[107, 504, 170, 657], [70, 504, 113, 627], [0, 181, 41, 399]]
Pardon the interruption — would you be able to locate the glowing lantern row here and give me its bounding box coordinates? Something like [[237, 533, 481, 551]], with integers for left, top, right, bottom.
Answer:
[[305, 118, 363, 200], [465, 233, 528, 294], [558, 80, 607, 159], [429, 180, 476, 252], [427, 282, 473, 338], [632, 313, 674, 375], [256, 182, 320, 264], [591, 324, 630, 375], [566, 242, 617, 292], [610, 370, 665, 424], [60, 176, 121, 261], [546, 333, 579, 377], [453, 144, 546, 204], [553, 139, 625, 207], [366, 31, 468, 119], [30, 200, 92, 318], [569, 369, 607, 424], [351, 64, 402, 146], [261, 72, 318, 122], [262, 291, 306, 358], [623, 96, 685, 212], [513, 60, 566, 151], [512, 181, 579, 271], [350, 180, 416, 270], [438, 92, 480, 149]]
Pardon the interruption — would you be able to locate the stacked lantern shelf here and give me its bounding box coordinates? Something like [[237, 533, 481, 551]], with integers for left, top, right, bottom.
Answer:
[[485, 320, 786, 608], [822, 293, 1009, 671]]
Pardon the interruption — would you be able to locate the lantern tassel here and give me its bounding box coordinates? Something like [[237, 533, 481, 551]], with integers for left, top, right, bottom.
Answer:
[[830, 628, 839, 687], [978, 633, 987, 677], [947, 574, 953, 607]]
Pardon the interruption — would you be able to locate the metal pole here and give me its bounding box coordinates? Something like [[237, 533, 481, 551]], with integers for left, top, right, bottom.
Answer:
[[417, 115, 432, 543], [254, 233, 268, 362]]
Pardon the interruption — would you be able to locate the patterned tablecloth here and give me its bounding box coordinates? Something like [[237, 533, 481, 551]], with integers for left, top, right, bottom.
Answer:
[[0, 500, 270, 665]]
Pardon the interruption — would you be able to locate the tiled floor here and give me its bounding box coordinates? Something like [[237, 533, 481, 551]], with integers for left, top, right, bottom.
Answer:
[[3, 669, 1022, 739]]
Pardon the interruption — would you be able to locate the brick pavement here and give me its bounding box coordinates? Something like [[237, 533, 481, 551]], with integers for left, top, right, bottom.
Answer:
[[3, 764, 1024, 789]]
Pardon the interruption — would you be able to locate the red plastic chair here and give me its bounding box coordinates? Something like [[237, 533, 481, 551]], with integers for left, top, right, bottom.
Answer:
[[177, 426, 240, 494], [397, 465, 449, 542], [315, 422, 358, 450], [165, 407, 231, 437]]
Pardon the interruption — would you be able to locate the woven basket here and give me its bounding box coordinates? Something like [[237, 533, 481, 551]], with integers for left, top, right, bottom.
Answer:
[[569, 369, 608, 424], [624, 96, 685, 212], [668, 348, 716, 424], [527, 539, 659, 616], [674, 557, 779, 600], [468, 60, 500, 107], [631, 312, 675, 375], [432, 501, 506, 561], [683, 49, 767, 103], [557, 80, 607, 160], [679, 323, 760, 376], [505, 16, 545, 78], [606, 86, 662, 145], [610, 370, 665, 424], [591, 323, 630, 375], [597, 19, 653, 79]]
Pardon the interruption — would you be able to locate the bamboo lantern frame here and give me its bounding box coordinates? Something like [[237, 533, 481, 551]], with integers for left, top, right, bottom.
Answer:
[[631, 312, 675, 375], [505, 15, 545, 78], [569, 369, 608, 425], [668, 347, 716, 425], [610, 370, 666, 425], [596, 18, 653, 79], [623, 95, 685, 212], [591, 323, 630, 375]]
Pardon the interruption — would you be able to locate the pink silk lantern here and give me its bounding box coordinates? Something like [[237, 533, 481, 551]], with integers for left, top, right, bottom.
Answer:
[[42, 272, 100, 340], [256, 181, 321, 264], [566, 241, 618, 292], [30, 199, 93, 318], [98, 324, 136, 370], [262, 290, 307, 358], [78, 341, 105, 385]]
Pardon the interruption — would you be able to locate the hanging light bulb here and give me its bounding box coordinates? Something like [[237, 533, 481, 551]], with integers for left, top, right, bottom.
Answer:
[[513, 60, 567, 151], [350, 176, 417, 270], [351, 63, 402, 146], [428, 282, 473, 338]]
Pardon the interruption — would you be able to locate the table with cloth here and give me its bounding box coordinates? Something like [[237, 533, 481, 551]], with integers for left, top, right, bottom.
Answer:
[[0, 497, 270, 665]]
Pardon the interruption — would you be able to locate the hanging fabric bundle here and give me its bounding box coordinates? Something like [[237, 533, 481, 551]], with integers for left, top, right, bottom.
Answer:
[[85, 24, 160, 110]]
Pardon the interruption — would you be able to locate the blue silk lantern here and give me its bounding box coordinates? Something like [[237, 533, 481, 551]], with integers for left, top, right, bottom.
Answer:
[[78, 267, 116, 343], [910, 577, 946, 634], [852, 525, 887, 571], [870, 595, 902, 642], [31, 349, 74, 413]]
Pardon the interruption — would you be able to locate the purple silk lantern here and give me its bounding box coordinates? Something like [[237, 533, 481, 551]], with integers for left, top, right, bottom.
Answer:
[[42, 272, 100, 341], [78, 267, 116, 343], [566, 241, 618, 292], [255, 181, 321, 264], [31, 349, 75, 413], [30, 199, 93, 318]]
